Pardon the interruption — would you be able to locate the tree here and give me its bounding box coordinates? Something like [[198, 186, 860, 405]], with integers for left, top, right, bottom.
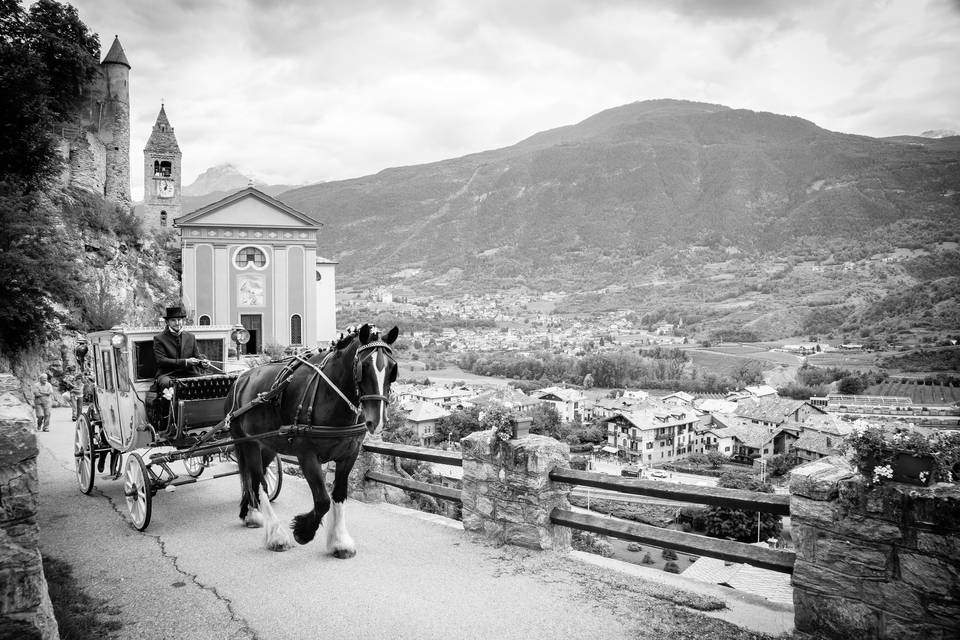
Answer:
[[703, 472, 782, 542], [837, 375, 867, 395], [529, 403, 561, 439], [0, 1, 99, 357], [582, 372, 594, 389], [0, 0, 99, 186], [434, 407, 482, 443], [706, 450, 728, 469]]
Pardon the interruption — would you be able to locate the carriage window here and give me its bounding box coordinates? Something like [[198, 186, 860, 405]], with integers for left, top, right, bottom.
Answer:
[[290, 314, 302, 345], [134, 341, 157, 381], [198, 315, 211, 326], [114, 347, 131, 392], [235, 246, 266, 268], [196, 339, 224, 368], [100, 350, 115, 392]]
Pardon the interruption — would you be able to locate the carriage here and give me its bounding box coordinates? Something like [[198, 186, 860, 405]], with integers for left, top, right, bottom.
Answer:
[[74, 323, 283, 531]]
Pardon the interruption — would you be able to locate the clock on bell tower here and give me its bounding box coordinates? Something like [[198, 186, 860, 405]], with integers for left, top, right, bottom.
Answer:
[[142, 104, 182, 229]]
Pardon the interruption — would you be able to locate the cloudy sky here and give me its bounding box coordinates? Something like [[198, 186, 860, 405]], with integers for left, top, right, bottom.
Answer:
[[66, 0, 960, 201]]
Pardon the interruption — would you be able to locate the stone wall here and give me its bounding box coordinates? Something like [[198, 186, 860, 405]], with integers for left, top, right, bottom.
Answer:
[[0, 374, 58, 640], [460, 430, 571, 551], [790, 456, 960, 640], [63, 131, 107, 197]]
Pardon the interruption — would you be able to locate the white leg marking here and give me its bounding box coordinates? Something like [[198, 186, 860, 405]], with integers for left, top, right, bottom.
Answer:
[[326, 501, 356, 559], [244, 509, 264, 528], [260, 497, 294, 551]]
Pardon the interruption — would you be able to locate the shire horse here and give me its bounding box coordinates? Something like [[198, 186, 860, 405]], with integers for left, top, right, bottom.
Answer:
[[226, 324, 398, 556]]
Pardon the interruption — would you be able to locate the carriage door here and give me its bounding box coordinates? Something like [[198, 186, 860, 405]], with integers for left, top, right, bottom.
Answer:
[[94, 345, 119, 441], [112, 343, 137, 450], [240, 314, 261, 354]]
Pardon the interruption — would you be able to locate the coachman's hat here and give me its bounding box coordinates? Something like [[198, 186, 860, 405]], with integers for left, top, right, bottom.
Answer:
[[163, 306, 188, 319]]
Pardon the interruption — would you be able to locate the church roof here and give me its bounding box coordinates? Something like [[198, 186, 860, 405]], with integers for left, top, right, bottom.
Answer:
[[145, 105, 180, 154], [102, 36, 130, 68], [175, 186, 321, 229]]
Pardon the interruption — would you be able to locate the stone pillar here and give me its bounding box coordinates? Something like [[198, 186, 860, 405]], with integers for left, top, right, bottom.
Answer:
[[346, 433, 387, 503], [0, 374, 59, 639], [790, 455, 960, 640], [460, 429, 571, 551]]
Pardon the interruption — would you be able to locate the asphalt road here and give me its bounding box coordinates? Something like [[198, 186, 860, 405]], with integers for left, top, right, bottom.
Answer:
[[36, 407, 645, 640]]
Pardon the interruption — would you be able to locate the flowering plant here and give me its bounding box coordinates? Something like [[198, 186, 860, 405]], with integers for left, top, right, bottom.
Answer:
[[480, 407, 516, 443], [843, 421, 960, 485]]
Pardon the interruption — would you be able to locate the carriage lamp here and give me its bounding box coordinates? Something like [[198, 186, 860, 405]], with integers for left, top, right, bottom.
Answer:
[[231, 327, 250, 358], [110, 333, 127, 349]]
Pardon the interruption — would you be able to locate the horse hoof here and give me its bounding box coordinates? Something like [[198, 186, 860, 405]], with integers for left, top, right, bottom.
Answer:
[[331, 548, 356, 559], [244, 512, 264, 528]]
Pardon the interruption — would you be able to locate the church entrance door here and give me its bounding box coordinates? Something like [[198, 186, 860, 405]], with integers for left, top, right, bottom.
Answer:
[[240, 314, 262, 354]]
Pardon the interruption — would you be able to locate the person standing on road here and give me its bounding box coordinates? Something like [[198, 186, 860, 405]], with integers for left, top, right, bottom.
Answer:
[[35, 373, 54, 431]]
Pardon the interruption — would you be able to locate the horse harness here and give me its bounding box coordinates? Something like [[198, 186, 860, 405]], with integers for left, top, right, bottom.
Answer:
[[220, 339, 394, 442]]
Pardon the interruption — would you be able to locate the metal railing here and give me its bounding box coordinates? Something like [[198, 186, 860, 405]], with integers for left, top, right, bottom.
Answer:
[[355, 441, 796, 574]]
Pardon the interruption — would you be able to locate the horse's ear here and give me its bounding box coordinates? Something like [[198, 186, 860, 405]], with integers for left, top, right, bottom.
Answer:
[[359, 324, 372, 343], [384, 326, 399, 345]]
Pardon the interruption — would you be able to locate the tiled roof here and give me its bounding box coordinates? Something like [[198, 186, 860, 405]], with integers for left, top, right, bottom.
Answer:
[[712, 413, 774, 448], [793, 431, 843, 456], [405, 401, 450, 422], [683, 552, 793, 605], [101, 36, 130, 68], [735, 397, 807, 424]]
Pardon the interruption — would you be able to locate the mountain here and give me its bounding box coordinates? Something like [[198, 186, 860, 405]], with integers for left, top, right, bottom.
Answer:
[[277, 99, 960, 340], [181, 163, 298, 212]]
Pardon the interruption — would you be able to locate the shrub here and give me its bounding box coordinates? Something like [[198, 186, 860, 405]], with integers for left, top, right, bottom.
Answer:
[[663, 561, 681, 574], [627, 543, 641, 552], [641, 553, 654, 565], [662, 548, 678, 560]]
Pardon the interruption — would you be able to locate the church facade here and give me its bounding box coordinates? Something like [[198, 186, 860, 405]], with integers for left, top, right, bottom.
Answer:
[[175, 188, 337, 352]]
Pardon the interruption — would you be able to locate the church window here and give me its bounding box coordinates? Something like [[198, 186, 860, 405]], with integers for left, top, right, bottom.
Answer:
[[160, 211, 167, 227], [159, 161, 172, 177], [198, 315, 211, 326], [290, 314, 302, 345], [235, 246, 267, 269]]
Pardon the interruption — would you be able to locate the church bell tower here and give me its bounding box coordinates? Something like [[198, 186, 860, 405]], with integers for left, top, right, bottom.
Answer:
[[142, 105, 182, 229]]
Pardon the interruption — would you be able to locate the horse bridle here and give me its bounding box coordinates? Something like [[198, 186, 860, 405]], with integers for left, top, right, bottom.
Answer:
[[292, 340, 395, 417]]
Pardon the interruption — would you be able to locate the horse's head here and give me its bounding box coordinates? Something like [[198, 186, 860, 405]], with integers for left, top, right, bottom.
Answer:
[[354, 324, 399, 434]]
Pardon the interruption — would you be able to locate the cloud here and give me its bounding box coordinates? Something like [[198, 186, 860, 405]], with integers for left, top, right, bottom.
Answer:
[[66, 0, 960, 200]]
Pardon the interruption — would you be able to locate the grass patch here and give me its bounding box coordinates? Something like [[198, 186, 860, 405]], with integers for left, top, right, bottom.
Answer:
[[43, 556, 122, 640]]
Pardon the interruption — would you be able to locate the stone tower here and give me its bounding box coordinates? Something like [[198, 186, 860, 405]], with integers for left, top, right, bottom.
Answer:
[[142, 105, 182, 229], [99, 36, 131, 205], [63, 35, 131, 206]]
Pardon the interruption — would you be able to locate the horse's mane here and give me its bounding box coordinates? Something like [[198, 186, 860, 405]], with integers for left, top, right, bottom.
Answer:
[[333, 332, 357, 351]]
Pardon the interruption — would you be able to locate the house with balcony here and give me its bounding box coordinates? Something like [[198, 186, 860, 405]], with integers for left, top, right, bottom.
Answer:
[[709, 413, 780, 461], [531, 386, 584, 423], [603, 400, 701, 464]]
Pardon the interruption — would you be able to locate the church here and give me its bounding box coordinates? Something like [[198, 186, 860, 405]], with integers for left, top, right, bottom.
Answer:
[[142, 109, 338, 352], [66, 37, 338, 351]]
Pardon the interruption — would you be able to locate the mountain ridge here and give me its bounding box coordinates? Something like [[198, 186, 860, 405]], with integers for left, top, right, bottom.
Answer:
[[273, 98, 960, 340]]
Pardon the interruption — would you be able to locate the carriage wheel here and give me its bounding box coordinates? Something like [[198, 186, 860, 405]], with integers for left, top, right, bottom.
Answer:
[[74, 415, 95, 495], [265, 456, 283, 502], [183, 455, 205, 478], [124, 453, 153, 531]]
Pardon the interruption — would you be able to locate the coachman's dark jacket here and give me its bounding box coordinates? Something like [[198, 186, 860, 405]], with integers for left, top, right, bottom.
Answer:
[[153, 328, 206, 379]]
